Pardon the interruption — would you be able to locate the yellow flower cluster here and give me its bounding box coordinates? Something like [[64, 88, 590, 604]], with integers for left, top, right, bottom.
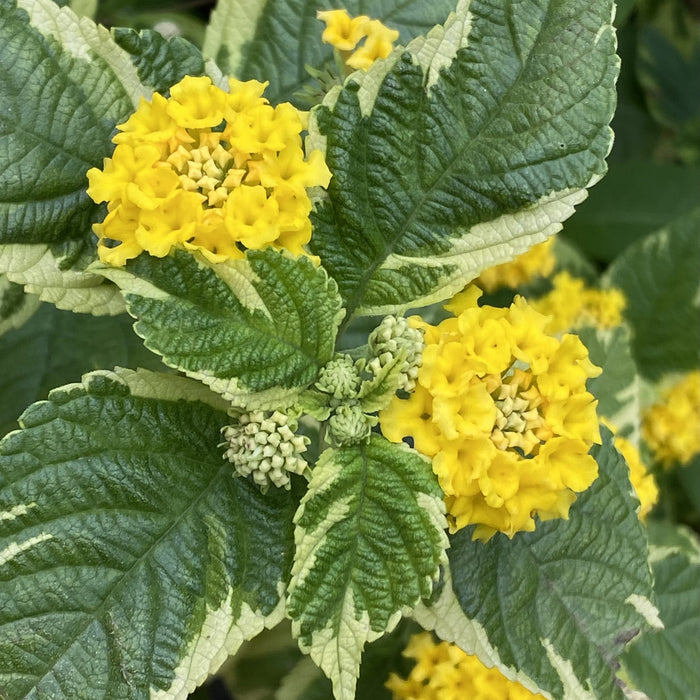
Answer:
[[642, 371, 700, 467], [87, 76, 332, 266], [317, 9, 399, 71], [386, 633, 546, 700], [379, 287, 602, 540], [531, 271, 626, 333], [477, 239, 556, 293]]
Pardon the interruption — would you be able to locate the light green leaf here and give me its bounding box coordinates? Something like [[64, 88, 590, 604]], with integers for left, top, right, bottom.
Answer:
[[604, 208, 700, 380], [98, 249, 344, 408], [0, 274, 40, 336], [621, 523, 700, 700], [112, 27, 207, 95], [416, 429, 655, 700], [203, 0, 458, 106], [0, 304, 173, 437], [578, 324, 642, 444], [0, 243, 126, 315], [0, 369, 296, 698], [309, 0, 618, 318], [287, 435, 447, 700], [0, 0, 147, 249]]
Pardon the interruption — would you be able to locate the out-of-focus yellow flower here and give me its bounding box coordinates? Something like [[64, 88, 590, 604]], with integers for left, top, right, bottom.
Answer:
[[642, 371, 700, 468], [386, 632, 546, 700], [317, 9, 399, 71], [477, 238, 556, 292], [602, 420, 658, 521], [531, 271, 626, 333], [87, 76, 331, 266], [379, 287, 601, 540]]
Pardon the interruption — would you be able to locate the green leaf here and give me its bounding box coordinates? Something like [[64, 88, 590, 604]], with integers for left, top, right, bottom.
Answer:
[[112, 27, 207, 95], [578, 324, 642, 443], [0, 0, 147, 248], [621, 523, 700, 700], [0, 303, 170, 437], [0, 368, 296, 698], [203, 0, 458, 106], [98, 249, 344, 407], [604, 208, 700, 380], [561, 163, 700, 262], [0, 243, 126, 315], [287, 435, 447, 700], [415, 428, 656, 700], [0, 274, 40, 336], [310, 0, 618, 318]]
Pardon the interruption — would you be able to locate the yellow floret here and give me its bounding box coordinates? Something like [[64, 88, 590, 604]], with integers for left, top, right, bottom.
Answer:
[[86, 76, 332, 266], [642, 371, 700, 468], [317, 9, 371, 51], [386, 632, 546, 700], [379, 286, 601, 540], [317, 9, 399, 71]]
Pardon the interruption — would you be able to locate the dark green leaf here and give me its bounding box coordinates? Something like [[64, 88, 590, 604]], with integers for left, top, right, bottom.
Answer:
[[0, 369, 296, 698], [425, 429, 655, 700], [287, 436, 447, 699], [0, 303, 169, 437], [0, 0, 145, 247], [99, 249, 344, 406], [112, 27, 206, 95], [604, 208, 700, 380], [310, 0, 618, 318], [621, 524, 700, 700]]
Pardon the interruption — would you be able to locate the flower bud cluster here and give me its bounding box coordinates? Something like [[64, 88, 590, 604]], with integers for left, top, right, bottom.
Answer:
[[222, 410, 309, 491], [367, 315, 425, 392], [327, 403, 378, 446], [315, 354, 361, 400]]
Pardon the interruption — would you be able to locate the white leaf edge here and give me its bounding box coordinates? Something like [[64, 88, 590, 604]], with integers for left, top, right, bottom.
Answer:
[[0, 244, 126, 316]]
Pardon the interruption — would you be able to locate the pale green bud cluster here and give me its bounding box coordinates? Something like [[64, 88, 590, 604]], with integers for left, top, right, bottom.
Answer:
[[222, 410, 309, 491], [327, 403, 377, 446], [315, 354, 361, 400], [367, 315, 424, 392]]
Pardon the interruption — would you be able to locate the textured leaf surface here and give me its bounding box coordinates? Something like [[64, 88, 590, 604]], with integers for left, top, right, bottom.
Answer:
[[203, 0, 458, 106], [416, 429, 655, 700], [0, 369, 296, 698], [605, 208, 700, 380], [112, 27, 206, 95], [0, 243, 126, 315], [0, 0, 146, 247], [579, 324, 641, 443], [99, 249, 343, 406], [287, 435, 447, 700], [0, 303, 170, 437], [310, 0, 618, 317], [621, 524, 700, 700]]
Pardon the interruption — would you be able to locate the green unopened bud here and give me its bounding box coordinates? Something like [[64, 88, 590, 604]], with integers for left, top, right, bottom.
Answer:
[[327, 403, 377, 446], [316, 354, 361, 399], [222, 410, 309, 491], [367, 315, 424, 392]]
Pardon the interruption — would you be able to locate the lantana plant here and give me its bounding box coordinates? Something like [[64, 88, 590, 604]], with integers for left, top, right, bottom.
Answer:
[[0, 1, 698, 699]]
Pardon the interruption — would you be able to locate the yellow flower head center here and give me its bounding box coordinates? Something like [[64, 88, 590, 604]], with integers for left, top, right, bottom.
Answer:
[[491, 370, 546, 454]]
